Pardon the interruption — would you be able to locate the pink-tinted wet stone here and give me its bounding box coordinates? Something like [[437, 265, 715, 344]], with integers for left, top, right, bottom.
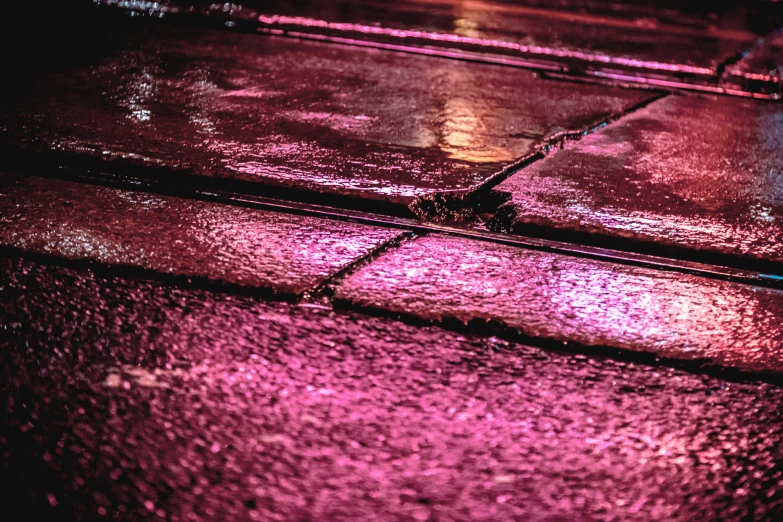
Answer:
[[335, 234, 783, 375], [723, 30, 783, 95], [492, 94, 783, 269], [3, 256, 783, 520], [0, 173, 401, 295], [0, 24, 652, 206], [114, 0, 779, 78]]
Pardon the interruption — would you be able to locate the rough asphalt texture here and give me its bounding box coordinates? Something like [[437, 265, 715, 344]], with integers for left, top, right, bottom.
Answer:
[[2, 257, 783, 521]]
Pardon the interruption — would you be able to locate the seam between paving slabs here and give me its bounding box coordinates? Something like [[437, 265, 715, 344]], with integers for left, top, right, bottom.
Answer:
[[248, 28, 779, 101], [259, 29, 780, 100], [99, 1, 779, 100], [718, 29, 783, 97], [4, 166, 781, 290], [438, 89, 671, 200], [409, 91, 671, 223], [715, 47, 754, 81], [301, 231, 415, 304], [483, 88, 783, 277], [332, 299, 783, 386], [300, 218, 783, 386], [0, 142, 416, 220], [714, 26, 780, 80], [5, 230, 783, 386], [330, 295, 783, 387]]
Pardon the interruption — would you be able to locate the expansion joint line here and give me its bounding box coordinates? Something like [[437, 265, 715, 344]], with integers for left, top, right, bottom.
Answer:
[[470, 89, 671, 198], [300, 231, 419, 304]]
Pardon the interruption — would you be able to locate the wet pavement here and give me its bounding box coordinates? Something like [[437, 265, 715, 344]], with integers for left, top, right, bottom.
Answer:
[[111, 0, 783, 84], [3, 257, 783, 521], [724, 30, 783, 94], [0, 173, 401, 297], [491, 94, 783, 271], [0, 23, 650, 210], [335, 234, 783, 376], [2, 2, 783, 520]]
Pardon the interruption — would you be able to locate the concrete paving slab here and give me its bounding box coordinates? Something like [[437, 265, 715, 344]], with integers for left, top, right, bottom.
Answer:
[[335, 234, 783, 375], [0, 173, 401, 296], [0, 25, 653, 209], [3, 256, 783, 520], [110, 0, 778, 80], [492, 94, 783, 270]]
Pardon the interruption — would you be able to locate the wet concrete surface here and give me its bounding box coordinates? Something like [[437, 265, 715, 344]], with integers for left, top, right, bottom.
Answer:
[[0, 173, 401, 296], [724, 30, 783, 95], [0, 23, 653, 208], [3, 256, 783, 520], [491, 94, 783, 272], [335, 234, 783, 376], [2, 3, 783, 519], [118, 0, 780, 80]]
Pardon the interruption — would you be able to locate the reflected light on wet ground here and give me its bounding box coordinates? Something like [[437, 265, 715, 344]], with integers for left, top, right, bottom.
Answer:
[[0, 173, 401, 295], [337, 235, 783, 374], [494, 95, 783, 265], [0, 25, 650, 204]]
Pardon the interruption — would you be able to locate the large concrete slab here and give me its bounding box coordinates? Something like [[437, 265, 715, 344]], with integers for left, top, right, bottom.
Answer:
[[136, 0, 781, 79], [492, 94, 783, 270], [0, 24, 652, 208], [0, 173, 400, 296], [335, 234, 783, 375], [3, 256, 783, 520]]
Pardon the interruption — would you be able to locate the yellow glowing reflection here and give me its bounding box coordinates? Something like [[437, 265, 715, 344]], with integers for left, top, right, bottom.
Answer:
[[453, 18, 480, 38], [438, 98, 513, 163]]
